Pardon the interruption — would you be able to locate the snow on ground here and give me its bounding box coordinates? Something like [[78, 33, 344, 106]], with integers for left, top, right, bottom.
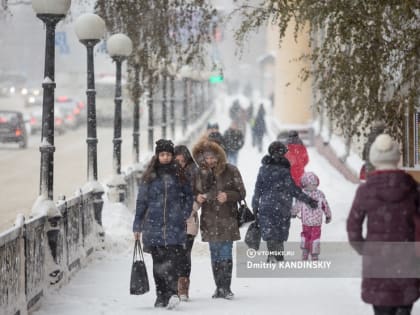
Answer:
[[33, 94, 420, 315]]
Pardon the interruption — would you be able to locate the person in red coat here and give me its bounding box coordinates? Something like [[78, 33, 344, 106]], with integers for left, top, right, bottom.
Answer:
[[285, 130, 309, 187], [347, 134, 420, 315]]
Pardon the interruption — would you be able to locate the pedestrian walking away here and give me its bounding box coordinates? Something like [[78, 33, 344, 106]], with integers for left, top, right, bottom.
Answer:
[[192, 139, 246, 300], [251, 104, 266, 152], [174, 144, 200, 302], [285, 130, 309, 187], [252, 141, 317, 262], [291, 172, 332, 261], [347, 134, 420, 315], [223, 121, 245, 166], [133, 139, 193, 310]]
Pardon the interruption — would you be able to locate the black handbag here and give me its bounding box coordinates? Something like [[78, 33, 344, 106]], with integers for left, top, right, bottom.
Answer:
[[130, 240, 150, 295], [245, 222, 261, 250], [237, 200, 255, 227]]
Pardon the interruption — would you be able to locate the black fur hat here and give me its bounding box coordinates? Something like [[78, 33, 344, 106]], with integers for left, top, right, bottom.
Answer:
[[268, 141, 288, 158]]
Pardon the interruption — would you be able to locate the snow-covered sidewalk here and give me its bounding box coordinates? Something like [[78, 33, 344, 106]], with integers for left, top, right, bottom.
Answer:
[[32, 97, 419, 315]]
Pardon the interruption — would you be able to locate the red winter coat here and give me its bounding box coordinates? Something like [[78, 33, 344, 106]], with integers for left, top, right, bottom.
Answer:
[[285, 144, 309, 187], [347, 170, 420, 306]]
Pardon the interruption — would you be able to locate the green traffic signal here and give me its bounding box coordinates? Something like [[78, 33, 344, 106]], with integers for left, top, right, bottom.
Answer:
[[209, 75, 224, 83]]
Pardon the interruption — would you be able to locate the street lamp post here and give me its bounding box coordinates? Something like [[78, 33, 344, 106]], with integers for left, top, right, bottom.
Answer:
[[191, 71, 198, 122], [161, 71, 167, 139], [74, 13, 106, 233], [180, 65, 191, 135], [107, 33, 133, 203], [132, 58, 141, 164], [147, 56, 158, 152], [167, 63, 177, 139], [31, 0, 71, 284], [32, 0, 71, 202]]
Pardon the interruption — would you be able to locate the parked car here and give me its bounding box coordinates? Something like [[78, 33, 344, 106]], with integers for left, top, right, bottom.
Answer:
[[0, 110, 28, 148], [29, 108, 66, 135]]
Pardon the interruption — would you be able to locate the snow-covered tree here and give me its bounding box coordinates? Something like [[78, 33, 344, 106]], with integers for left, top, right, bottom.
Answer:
[[233, 0, 419, 142], [95, 0, 217, 104]]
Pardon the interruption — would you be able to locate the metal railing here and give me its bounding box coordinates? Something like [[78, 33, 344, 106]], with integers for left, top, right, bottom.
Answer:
[[0, 191, 102, 315], [0, 87, 214, 315]]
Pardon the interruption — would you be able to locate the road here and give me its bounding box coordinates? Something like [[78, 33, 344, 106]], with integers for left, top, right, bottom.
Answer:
[[0, 93, 166, 232]]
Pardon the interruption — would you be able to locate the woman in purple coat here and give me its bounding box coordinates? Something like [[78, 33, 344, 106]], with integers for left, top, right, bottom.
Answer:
[[347, 134, 420, 315]]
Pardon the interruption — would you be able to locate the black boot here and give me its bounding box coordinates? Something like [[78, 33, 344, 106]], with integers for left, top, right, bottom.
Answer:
[[154, 295, 167, 308], [211, 261, 223, 298], [267, 240, 284, 261], [219, 260, 234, 300]]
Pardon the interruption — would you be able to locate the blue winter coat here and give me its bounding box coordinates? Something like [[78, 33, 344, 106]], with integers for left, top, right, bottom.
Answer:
[[133, 166, 193, 247], [252, 156, 313, 241]]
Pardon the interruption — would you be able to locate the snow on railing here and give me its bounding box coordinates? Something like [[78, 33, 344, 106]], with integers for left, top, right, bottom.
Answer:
[[0, 94, 215, 315], [0, 191, 103, 315]]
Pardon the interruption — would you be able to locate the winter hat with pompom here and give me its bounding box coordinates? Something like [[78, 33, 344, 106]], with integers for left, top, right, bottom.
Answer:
[[369, 134, 400, 168]]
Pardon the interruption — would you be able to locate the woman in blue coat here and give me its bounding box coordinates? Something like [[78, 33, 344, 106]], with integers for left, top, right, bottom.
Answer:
[[133, 139, 193, 309], [252, 141, 317, 262]]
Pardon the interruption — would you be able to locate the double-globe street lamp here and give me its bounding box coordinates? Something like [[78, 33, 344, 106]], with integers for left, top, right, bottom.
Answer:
[[106, 33, 133, 203], [74, 13, 106, 231]]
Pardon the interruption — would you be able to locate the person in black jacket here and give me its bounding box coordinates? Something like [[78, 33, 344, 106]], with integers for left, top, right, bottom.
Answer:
[[223, 121, 245, 165], [251, 104, 266, 152], [133, 139, 193, 309], [252, 141, 317, 262]]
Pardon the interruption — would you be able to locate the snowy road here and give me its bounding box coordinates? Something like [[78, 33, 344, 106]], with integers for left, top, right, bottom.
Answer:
[[0, 126, 140, 230], [31, 98, 420, 315]]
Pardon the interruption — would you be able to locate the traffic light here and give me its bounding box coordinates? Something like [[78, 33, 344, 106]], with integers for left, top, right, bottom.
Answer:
[[209, 68, 223, 84]]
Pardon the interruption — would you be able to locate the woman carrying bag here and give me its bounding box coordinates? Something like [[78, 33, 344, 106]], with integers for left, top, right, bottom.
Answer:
[[192, 139, 246, 300], [133, 139, 193, 309]]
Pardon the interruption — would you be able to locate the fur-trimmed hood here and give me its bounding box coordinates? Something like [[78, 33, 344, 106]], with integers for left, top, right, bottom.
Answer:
[[192, 139, 227, 175]]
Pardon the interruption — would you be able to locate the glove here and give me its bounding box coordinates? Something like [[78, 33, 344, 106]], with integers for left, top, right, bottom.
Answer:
[[325, 216, 331, 224], [308, 199, 318, 209]]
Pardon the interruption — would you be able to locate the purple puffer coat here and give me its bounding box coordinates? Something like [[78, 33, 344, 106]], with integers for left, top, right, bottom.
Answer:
[[347, 170, 420, 306]]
